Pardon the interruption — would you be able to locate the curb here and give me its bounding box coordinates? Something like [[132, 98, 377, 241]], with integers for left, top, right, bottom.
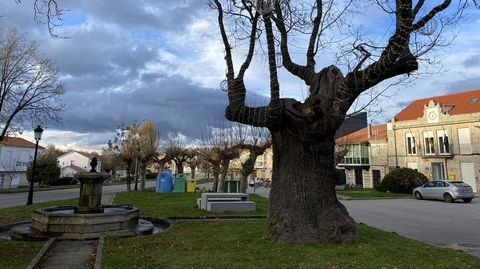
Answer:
[[0, 220, 31, 232], [94, 236, 105, 269], [26, 237, 55, 269]]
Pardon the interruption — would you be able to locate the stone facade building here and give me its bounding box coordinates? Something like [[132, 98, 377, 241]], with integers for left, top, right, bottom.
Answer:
[[336, 125, 388, 188], [336, 88, 480, 193], [387, 89, 480, 192]]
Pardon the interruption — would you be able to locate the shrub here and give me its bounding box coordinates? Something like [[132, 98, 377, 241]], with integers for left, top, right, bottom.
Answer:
[[50, 177, 79, 186], [376, 168, 428, 194]]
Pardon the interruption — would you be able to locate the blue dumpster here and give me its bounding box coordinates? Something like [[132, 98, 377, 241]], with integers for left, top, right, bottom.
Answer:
[[156, 171, 173, 192]]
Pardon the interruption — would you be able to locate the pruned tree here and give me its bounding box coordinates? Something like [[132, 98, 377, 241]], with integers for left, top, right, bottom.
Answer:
[[0, 27, 64, 141], [136, 120, 159, 191], [184, 149, 201, 179], [109, 124, 139, 191], [237, 125, 271, 193], [211, 0, 474, 243], [161, 133, 192, 175], [199, 122, 241, 192]]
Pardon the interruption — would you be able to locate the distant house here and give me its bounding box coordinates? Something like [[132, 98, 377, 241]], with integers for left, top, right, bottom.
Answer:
[[57, 151, 101, 177], [0, 137, 45, 189], [61, 165, 87, 178]]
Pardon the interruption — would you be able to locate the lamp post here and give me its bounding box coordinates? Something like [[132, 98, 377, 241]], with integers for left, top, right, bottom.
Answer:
[[27, 125, 43, 205]]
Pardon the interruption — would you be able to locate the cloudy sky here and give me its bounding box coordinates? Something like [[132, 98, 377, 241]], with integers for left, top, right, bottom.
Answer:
[[1, 1, 480, 151]]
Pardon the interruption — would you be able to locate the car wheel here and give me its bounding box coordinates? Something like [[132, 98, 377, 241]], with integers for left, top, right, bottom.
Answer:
[[463, 198, 472, 203], [443, 193, 454, 203], [414, 192, 423, 200]]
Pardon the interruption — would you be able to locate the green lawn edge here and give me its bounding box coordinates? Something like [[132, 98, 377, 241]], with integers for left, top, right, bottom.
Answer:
[[103, 191, 479, 269]]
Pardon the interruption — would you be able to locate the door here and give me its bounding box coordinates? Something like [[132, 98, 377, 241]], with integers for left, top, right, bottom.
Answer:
[[432, 162, 445, 179], [460, 162, 477, 192], [354, 169, 363, 187], [372, 170, 381, 187]]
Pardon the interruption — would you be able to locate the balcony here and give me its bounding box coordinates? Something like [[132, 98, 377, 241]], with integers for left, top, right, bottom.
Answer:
[[419, 144, 454, 159]]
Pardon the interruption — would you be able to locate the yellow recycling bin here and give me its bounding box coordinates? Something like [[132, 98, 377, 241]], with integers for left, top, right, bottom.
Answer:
[[186, 179, 197, 192]]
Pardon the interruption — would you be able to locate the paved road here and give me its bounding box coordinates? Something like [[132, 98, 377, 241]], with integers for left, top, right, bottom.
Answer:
[[242, 186, 480, 257], [0, 181, 156, 209], [342, 198, 480, 257]]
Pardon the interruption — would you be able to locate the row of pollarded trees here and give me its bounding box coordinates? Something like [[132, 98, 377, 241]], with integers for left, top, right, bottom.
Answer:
[[106, 120, 271, 193], [157, 123, 271, 193]]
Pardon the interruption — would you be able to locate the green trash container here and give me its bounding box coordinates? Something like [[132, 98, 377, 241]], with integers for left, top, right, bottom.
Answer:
[[224, 180, 239, 193], [173, 174, 187, 192]]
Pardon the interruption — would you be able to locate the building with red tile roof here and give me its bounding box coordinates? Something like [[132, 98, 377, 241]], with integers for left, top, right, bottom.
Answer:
[[387, 88, 480, 193], [0, 137, 45, 189], [336, 125, 388, 188]]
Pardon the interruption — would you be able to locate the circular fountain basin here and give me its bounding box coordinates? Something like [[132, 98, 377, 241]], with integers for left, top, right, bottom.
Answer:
[[10, 205, 154, 240]]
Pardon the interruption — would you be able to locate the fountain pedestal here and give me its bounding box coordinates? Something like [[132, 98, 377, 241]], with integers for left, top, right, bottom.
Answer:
[[75, 172, 109, 214]]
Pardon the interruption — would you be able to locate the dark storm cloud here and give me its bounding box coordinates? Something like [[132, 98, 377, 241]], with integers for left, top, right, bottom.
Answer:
[[79, 0, 205, 31], [446, 76, 480, 93], [60, 75, 227, 138], [463, 55, 480, 67]]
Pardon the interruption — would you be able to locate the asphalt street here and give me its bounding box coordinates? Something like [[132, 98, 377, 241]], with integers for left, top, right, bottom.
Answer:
[[0, 181, 156, 209], [246, 185, 480, 257]]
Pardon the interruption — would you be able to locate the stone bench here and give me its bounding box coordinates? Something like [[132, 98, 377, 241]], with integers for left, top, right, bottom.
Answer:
[[197, 193, 255, 212]]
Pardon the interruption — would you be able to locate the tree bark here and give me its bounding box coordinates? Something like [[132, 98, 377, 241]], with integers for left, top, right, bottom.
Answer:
[[218, 159, 229, 192], [211, 171, 220, 192], [190, 165, 196, 179], [239, 153, 257, 193], [267, 128, 357, 243]]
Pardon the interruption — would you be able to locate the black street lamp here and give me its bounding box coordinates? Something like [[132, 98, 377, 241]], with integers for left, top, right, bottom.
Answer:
[[27, 125, 44, 205]]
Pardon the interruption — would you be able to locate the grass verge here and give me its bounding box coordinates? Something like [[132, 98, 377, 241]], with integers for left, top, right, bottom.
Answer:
[[337, 188, 411, 198], [103, 191, 479, 268], [0, 199, 77, 269], [0, 199, 77, 226], [113, 190, 267, 218], [0, 240, 44, 269]]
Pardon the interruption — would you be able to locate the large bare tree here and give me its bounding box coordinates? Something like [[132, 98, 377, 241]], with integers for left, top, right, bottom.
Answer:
[[212, 0, 473, 243], [0, 27, 64, 141]]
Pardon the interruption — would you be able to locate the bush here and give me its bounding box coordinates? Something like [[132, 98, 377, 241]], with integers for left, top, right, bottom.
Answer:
[[376, 168, 428, 194], [50, 177, 79, 186], [146, 171, 157, 179]]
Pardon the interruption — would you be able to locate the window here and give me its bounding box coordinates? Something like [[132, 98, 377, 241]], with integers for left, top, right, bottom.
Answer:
[[437, 130, 450, 154], [406, 133, 417, 155], [424, 131, 435, 155], [458, 128, 472, 154], [425, 182, 435, 188], [339, 144, 369, 165]]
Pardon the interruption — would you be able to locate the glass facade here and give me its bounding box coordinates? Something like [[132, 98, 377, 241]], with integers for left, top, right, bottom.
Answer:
[[339, 144, 369, 165]]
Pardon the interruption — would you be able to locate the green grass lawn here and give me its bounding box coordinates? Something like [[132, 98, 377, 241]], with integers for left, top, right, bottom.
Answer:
[[0, 199, 78, 269], [0, 240, 44, 269], [0, 198, 77, 225], [113, 190, 267, 218], [103, 191, 480, 269], [337, 188, 412, 198]]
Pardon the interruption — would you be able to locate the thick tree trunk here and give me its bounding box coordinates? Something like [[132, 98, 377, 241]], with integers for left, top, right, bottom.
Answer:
[[240, 154, 256, 193], [218, 160, 229, 192], [190, 165, 196, 179], [211, 172, 220, 192], [177, 162, 184, 174], [267, 128, 357, 243]]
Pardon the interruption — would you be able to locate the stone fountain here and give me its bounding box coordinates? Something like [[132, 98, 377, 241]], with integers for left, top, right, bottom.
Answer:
[[11, 158, 154, 240]]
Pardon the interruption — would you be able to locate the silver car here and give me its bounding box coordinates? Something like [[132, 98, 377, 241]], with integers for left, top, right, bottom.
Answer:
[[413, 180, 475, 203]]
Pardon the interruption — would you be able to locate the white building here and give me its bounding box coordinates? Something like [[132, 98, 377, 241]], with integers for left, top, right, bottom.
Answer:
[[57, 151, 101, 177], [0, 137, 45, 189]]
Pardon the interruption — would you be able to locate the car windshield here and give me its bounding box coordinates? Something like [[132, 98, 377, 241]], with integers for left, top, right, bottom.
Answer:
[[451, 182, 470, 187]]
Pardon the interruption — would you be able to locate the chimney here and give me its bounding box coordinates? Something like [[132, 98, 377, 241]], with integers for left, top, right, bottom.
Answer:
[[367, 124, 372, 139]]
